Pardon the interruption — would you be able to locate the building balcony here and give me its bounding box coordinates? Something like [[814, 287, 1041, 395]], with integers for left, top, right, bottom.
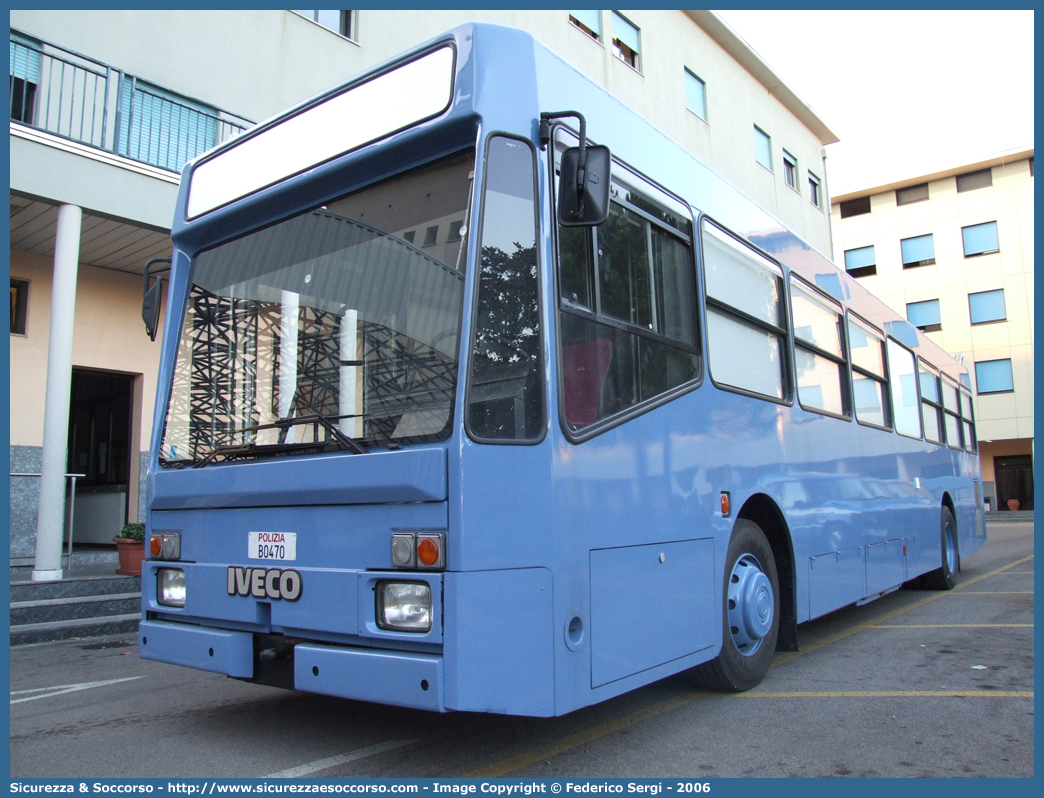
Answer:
[[10, 29, 253, 175]]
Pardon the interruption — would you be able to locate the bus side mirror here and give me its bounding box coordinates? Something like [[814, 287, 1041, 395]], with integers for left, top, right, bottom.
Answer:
[[558, 145, 611, 227], [142, 257, 172, 342], [142, 280, 163, 341]]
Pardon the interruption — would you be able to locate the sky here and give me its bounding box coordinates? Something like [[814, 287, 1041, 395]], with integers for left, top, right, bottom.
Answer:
[[716, 10, 1035, 196]]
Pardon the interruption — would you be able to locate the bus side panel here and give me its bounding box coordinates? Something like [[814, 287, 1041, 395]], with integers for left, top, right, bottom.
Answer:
[[443, 567, 555, 716], [589, 538, 715, 687], [455, 442, 554, 572], [808, 547, 864, 618]]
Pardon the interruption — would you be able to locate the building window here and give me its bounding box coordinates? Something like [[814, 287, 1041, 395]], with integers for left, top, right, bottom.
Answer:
[[294, 10, 355, 38], [906, 298, 942, 332], [956, 168, 992, 193], [969, 289, 1006, 325], [808, 171, 823, 208], [422, 225, 438, 247], [975, 358, 1014, 394], [783, 150, 798, 191], [9, 34, 41, 125], [900, 233, 935, 268], [896, 183, 929, 205], [446, 220, 464, 243], [754, 126, 772, 170], [611, 12, 640, 70], [10, 278, 29, 335], [569, 10, 602, 41], [684, 68, 706, 120], [839, 196, 871, 218], [962, 221, 999, 257], [843, 245, 876, 278]]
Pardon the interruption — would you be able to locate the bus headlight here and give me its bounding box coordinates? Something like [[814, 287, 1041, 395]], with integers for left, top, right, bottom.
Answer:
[[157, 568, 186, 607], [376, 581, 431, 632]]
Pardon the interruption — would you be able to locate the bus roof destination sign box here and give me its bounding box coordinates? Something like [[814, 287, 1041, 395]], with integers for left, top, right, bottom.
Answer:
[[186, 45, 455, 219]]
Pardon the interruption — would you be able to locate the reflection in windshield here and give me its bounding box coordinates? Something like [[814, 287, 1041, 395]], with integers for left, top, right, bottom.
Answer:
[[160, 150, 475, 465]]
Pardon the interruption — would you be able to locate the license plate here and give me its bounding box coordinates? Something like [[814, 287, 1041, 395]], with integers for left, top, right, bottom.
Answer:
[[248, 531, 297, 561]]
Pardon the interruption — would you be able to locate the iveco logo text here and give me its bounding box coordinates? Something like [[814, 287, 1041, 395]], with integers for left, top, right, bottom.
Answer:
[[227, 567, 302, 601]]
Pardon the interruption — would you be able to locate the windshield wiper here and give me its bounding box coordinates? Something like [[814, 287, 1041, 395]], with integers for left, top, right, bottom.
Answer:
[[272, 412, 368, 454], [193, 412, 367, 467]]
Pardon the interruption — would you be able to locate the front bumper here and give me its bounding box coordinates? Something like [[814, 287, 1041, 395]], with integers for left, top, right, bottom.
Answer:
[[139, 620, 445, 711]]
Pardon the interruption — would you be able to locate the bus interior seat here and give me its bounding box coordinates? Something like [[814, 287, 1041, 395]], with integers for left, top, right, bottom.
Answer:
[[562, 339, 613, 426]]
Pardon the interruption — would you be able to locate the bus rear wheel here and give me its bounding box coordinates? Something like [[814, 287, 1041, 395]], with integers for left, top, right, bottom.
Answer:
[[688, 519, 780, 692], [922, 507, 959, 590]]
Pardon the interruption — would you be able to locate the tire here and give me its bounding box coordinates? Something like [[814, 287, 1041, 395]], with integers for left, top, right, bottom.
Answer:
[[688, 519, 780, 692], [922, 507, 959, 590]]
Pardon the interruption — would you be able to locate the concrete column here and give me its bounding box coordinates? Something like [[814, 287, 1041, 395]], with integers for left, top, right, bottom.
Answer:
[[278, 290, 300, 443], [339, 309, 359, 438], [32, 204, 82, 582]]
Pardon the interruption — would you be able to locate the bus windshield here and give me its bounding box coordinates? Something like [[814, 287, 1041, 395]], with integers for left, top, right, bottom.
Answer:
[[160, 149, 475, 466]]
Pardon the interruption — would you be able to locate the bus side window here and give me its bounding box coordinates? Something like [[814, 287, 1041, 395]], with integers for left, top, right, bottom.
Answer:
[[466, 136, 545, 443], [790, 276, 849, 417], [556, 187, 698, 433], [959, 386, 977, 452], [702, 222, 787, 401], [847, 315, 890, 429], [941, 376, 962, 449], [918, 360, 945, 444], [886, 338, 922, 439]]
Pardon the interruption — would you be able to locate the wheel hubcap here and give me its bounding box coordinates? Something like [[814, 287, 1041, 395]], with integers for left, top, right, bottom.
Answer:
[[727, 554, 774, 656]]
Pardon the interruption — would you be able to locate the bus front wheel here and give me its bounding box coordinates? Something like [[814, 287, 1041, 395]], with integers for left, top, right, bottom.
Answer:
[[689, 519, 780, 692], [922, 507, 959, 590]]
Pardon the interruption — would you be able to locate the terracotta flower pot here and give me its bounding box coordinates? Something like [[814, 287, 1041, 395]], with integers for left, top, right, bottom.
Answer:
[[1006, 499, 1021, 512], [113, 537, 146, 576]]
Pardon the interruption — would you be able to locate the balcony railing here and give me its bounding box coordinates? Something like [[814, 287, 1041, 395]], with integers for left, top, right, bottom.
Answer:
[[10, 30, 253, 174]]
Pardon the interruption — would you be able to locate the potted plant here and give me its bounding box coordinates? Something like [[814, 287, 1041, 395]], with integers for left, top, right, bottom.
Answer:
[[114, 522, 146, 576], [1007, 499, 1021, 512]]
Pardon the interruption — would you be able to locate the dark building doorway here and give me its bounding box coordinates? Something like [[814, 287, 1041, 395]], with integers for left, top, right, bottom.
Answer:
[[994, 455, 1033, 511], [67, 369, 134, 543]]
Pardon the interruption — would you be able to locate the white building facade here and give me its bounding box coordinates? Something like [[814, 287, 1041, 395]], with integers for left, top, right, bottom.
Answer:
[[831, 149, 1034, 513]]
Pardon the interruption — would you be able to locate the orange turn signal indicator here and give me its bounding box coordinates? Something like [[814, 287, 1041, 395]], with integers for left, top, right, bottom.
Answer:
[[720, 491, 731, 517], [417, 537, 440, 567], [150, 535, 163, 557]]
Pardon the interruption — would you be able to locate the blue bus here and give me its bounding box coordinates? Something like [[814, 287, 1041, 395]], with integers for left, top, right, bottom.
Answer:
[[138, 24, 985, 716]]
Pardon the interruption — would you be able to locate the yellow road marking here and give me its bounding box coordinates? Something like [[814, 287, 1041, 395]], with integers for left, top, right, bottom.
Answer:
[[466, 554, 1035, 778], [741, 690, 1033, 698], [871, 623, 1032, 628], [950, 591, 1033, 594]]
